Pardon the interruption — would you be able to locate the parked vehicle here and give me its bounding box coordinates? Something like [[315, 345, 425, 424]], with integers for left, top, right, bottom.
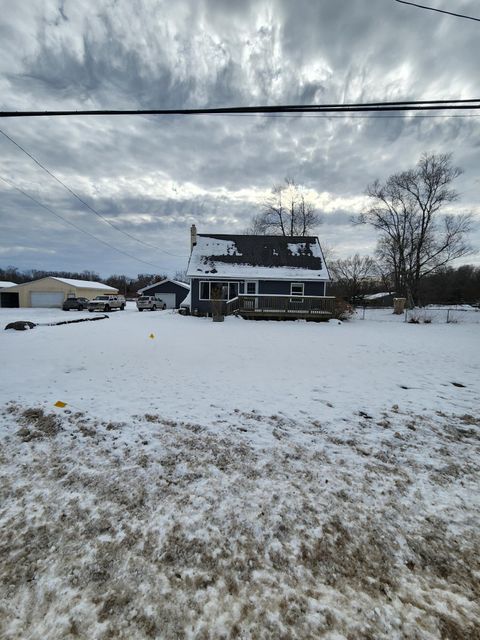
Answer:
[[136, 296, 166, 311], [88, 295, 126, 312], [62, 297, 90, 311]]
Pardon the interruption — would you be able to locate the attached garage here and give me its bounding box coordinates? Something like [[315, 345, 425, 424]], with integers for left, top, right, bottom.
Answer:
[[2, 277, 118, 308], [137, 279, 190, 309]]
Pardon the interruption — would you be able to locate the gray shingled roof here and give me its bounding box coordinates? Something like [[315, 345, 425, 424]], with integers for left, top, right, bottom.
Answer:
[[187, 234, 330, 280]]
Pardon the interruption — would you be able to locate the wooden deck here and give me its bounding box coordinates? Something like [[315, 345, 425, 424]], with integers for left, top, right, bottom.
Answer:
[[225, 294, 336, 320]]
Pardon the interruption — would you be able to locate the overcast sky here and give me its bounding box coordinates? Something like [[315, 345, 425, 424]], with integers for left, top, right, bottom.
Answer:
[[0, 0, 479, 278]]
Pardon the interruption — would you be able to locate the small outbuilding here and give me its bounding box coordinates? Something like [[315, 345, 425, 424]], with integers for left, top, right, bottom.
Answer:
[[137, 278, 190, 309], [0, 277, 118, 308], [362, 291, 396, 307]]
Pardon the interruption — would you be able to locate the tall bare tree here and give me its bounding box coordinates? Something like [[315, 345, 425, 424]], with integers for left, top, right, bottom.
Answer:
[[247, 177, 320, 236], [330, 254, 377, 303], [360, 153, 472, 305]]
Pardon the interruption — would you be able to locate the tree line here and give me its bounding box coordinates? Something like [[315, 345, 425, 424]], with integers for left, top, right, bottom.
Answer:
[[0, 267, 178, 298], [329, 257, 480, 306]]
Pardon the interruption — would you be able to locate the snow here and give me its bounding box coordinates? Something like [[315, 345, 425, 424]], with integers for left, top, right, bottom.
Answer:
[[287, 242, 321, 257], [170, 279, 190, 289], [180, 290, 191, 308], [138, 278, 190, 294], [364, 291, 394, 300], [51, 277, 118, 291], [0, 281, 17, 288], [0, 304, 479, 638], [187, 236, 329, 280]]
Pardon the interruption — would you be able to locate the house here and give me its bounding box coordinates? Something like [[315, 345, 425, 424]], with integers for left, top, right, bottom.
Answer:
[[0, 277, 118, 308], [186, 225, 334, 319], [137, 278, 190, 309]]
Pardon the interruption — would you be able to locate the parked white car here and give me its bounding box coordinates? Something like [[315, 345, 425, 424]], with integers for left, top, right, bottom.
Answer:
[[136, 296, 166, 312], [88, 295, 126, 312]]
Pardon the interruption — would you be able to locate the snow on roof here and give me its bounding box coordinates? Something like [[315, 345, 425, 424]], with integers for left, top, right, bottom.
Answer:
[[364, 291, 395, 300], [180, 290, 191, 308], [187, 234, 330, 280], [171, 279, 190, 289], [138, 278, 190, 294], [0, 281, 17, 288], [287, 242, 321, 257], [52, 277, 118, 291]]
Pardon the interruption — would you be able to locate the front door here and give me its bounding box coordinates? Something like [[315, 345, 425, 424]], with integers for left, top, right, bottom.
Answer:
[[245, 281, 258, 309]]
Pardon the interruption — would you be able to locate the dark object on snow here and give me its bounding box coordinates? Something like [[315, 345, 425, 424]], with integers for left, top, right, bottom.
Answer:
[[4, 321, 36, 331], [5, 315, 109, 331], [358, 410, 373, 419], [47, 314, 109, 326]]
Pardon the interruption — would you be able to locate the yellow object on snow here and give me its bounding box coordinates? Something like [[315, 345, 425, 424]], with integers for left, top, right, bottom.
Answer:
[[54, 400, 67, 408]]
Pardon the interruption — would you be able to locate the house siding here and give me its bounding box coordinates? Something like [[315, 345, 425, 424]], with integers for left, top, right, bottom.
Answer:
[[140, 281, 189, 308], [258, 281, 325, 296], [191, 278, 327, 315]]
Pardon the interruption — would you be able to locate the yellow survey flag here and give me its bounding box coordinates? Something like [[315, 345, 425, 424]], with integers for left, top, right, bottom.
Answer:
[[149, 333, 155, 339], [54, 400, 67, 408]]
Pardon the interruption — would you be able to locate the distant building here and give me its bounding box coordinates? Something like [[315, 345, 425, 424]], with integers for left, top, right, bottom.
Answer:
[[0, 277, 118, 308], [362, 291, 396, 306], [137, 278, 190, 309]]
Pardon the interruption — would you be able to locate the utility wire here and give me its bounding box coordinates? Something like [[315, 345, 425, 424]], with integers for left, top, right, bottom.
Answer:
[[394, 0, 480, 22], [0, 128, 188, 258], [0, 175, 170, 271], [222, 112, 480, 119], [0, 99, 480, 118]]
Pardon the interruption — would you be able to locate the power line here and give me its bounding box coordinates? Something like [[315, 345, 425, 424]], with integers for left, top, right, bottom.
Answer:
[[394, 0, 480, 22], [222, 112, 480, 119], [0, 175, 171, 272], [0, 128, 188, 258], [0, 98, 480, 118]]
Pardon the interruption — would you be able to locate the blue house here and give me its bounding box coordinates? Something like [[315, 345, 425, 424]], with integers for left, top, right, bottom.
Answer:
[[186, 225, 333, 319]]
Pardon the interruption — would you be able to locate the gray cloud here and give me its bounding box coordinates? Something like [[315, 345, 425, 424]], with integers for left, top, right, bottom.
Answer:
[[0, 0, 479, 277]]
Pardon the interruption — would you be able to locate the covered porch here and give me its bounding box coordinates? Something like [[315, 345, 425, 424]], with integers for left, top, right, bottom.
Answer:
[[225, 294, 336, 320]]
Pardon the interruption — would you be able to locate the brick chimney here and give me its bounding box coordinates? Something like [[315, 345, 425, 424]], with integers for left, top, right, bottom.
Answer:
[[190, 224, 197, 251]]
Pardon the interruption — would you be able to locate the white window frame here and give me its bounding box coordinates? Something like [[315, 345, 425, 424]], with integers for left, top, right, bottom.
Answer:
[[290, 282, 304, 296], [199, 281, 239, 301], [199, 281, 211, 300]]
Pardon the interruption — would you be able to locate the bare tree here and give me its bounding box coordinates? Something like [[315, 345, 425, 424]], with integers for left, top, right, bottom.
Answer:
[[247, 177, 321, 236], [174, 269, 188, 283], [330, 254, 377, 303], [360, 153, 472, 305]]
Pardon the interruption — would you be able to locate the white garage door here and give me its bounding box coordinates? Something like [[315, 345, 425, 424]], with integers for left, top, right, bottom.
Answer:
[[154, 293, 176, 308], [30, 292, 65, 308]]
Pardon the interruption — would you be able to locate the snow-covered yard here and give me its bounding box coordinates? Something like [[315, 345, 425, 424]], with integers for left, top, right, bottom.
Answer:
[[1, 305, 479, 639]]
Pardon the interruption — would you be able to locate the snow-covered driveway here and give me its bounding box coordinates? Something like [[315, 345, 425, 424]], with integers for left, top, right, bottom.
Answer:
[[0, 306, 479, 639]]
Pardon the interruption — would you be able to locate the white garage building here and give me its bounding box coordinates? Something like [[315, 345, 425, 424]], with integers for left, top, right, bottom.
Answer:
[[0, 277, 118, 308]]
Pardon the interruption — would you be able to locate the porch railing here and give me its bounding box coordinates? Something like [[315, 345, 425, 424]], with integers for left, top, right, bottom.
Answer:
[[225, 294, 335, 318]]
